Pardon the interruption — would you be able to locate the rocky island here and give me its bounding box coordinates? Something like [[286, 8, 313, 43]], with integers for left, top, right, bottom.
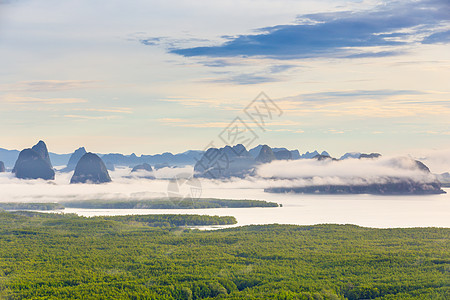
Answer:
[[12, 141, 55, 180], [70, 152, 112, 184]]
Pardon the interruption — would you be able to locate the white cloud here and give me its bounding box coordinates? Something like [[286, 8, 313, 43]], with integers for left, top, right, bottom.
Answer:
[[256, 156, 438, 186], [410, 148, 450, 173], [0, 156, 442, 204]]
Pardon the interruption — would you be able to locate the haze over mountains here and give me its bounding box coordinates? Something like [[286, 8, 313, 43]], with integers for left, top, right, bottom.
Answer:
[[0, 140, 448, 195], [262, 157, 443, 195], [62, 147, 87, 172], [0, 144, 332, 169]]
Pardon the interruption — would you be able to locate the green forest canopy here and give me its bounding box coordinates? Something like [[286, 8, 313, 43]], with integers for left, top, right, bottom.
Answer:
[[0, 211, 448, 299]]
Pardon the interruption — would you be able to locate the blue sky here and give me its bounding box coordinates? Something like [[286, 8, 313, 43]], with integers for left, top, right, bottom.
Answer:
[[0, 0, 449, 156]]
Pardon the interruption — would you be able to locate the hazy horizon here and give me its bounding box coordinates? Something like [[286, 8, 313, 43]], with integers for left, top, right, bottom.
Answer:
[[1, 0, 449, 155]]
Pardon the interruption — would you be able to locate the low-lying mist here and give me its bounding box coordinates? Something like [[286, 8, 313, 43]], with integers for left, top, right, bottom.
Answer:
[[409, 148, 450, 174], [0, 154, 445, 203], [0, 166, 194, 203], [256, 156, 438, 187]]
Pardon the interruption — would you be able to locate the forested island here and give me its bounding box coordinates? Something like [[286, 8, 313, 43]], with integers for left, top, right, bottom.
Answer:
[[62, 198, 279, 209], [0, 198, 279, 212], [0, 211, 448, 299], [0, 202, 64, 211]]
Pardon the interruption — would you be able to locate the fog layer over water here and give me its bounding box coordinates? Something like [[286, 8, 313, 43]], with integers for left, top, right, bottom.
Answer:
[[0, 165, 449, 228], [256, 156, 438, 187]]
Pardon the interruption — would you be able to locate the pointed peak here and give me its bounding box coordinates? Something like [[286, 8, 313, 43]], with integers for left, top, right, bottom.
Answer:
[[74, 147, 87, 153], [256, 145, 276, 163], [31, 140, 52, 167], [32, 140, 47, 149]]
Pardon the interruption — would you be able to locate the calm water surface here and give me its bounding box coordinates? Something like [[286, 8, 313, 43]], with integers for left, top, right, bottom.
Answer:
[[52, 188, 450, 229]]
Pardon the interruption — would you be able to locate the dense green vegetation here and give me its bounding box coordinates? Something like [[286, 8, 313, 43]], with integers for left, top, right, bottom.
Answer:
[[62, 198, 279, 209], [0, 211, 448, 299], [103, 214, 237, 227], [0, 202, 64, 211]]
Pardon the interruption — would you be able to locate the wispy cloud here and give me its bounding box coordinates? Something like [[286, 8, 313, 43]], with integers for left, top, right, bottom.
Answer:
[[166, 0, 450, 60], [158, 118, 232, 128], [202, 61, 301, 84], [209, 73, 280, 85], [75, 107, 133, 114], [269, 64, 297, 74], [1, 95, 88, 105], [422, 29, 450, 44], [278, 89, 450, 118], [257, 156, 437, 184], [200, 59, 243, 68], [64, 115, 121, 120], [136, 34, 216, 50], [162, 96, 232, 108], [411, 148, 450, 173], [327, 129, 345, 134], [158, 118, 303, 129], [0, 80, 99, 93], [289, 89, 427, 102]]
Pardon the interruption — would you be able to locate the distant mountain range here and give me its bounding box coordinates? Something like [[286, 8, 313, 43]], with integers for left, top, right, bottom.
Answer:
[[0, 144, 332, 169], [0, 148, 72, 168], [0, 147, 203, 169], [1, 141, 447, 194]]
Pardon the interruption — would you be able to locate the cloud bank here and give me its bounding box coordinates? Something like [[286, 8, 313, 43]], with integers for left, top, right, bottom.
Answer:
[[168, 0, 450, 59], [0, 156, 444, 203], [411, 148, 450, 174], [255, 156, 438, 188]]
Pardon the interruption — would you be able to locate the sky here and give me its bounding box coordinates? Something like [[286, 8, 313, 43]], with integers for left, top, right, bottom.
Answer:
[[0, 0, 449, 157]]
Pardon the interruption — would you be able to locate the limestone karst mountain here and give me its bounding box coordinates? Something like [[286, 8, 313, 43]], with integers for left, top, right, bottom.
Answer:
[[104, 161, 115, 172], [312, 154, 338, 161], [131, 163, 153, 173], [273, 149, 292, 160], [31, 140, 53, 168], [67, 147, 87, 169], [255, 145, 276, 164], [12, 148, 55, 180], [70, 153, 112, 184], [359, 153, 382, 159], [340, 152, 361, 160], [61, 147, 87, 172], [249, 145, 300, 160], [300, 150, 320, 159], [129, 163, 155, 179], [194, 144, 256, 179], [194, 144, 297, 179]]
